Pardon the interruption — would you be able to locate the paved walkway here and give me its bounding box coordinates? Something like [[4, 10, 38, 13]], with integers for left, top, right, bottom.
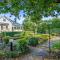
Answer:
[[28, 36, 60, 59], [0, 36, 60, 60]]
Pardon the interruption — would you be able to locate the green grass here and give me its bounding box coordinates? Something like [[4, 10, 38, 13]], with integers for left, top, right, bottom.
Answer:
[[34, 34, 50, 40]]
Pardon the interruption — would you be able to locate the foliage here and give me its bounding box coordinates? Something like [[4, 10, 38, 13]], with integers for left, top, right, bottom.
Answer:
[[51, 33, 57, 36], [0, 0, 59, 35], [52, 40, 60, 50], [0, 51, 19, 58], [19, 32, 49, 46], [0, 33, 3, 37], [23, 17, 38, 34], [34, 34, 50, 44], [28, 37, 38, 46], [23, 18, 60, 34], [16, 39, 29, 53], [2, 32, 21, 37], [35, 34, 49, 40], [19, 31, 34, 39], [48, 18, 60, 28], [13, 34, 20, 37], [0, 0, 58, 19], [5, 51, 19, 58], [37, 18, 60, 34], [23, 19, 36, 31], [0, 50, 5, 57], [3, 36, 10, 44], [37, 22, 47, 33], [13, 34, 21, 40]]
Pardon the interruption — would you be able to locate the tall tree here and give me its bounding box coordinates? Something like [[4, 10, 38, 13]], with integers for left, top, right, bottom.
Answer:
[[23, 17, 37, 33], [0, 0, 59, 18]]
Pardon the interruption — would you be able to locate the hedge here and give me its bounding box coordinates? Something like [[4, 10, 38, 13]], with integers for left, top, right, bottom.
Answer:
[[1, 32, 21, 37]]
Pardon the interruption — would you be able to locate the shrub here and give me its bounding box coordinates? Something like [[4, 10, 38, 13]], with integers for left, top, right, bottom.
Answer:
[[13, 34, 20, 40], [51, 33, 57, 36], [3, 36, 10, 44], [19, 31, 33, 39], [28, 37, 38, 46], [5, 51, 19, 58], [0, 33, 3, 37], [16, 39, 29, 53], [52, 40, 60, 51], [0, 50, 19, 58], [13, 34, 20, 37], [51, 40, 60, 58], [32, 34, 49, 44], [2, 32, 21, 37], [0, 51, 5, 57], [34, 34, 49, 40]]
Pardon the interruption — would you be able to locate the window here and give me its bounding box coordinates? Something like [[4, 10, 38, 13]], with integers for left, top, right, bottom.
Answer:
[[6, 25, 8, 29], [17, 27, 20, 29], [1, 25, 3, 30], [14, 27, 16, 29]]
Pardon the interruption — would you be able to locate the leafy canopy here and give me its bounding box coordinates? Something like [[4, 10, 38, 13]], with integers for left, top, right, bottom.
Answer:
[[0, 0, 59, 17]]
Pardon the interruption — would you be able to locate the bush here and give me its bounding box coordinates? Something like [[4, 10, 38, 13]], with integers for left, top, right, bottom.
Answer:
[[16, 39, 29, 53], [0, 51, 5, 57], [51, 40, 60, 58], [5, 51, 19, 58], [35, 34, 49, 40], [51, 33, 57, 36], [0, 33, 3, 37], [33, 34, 49, 44], [2, 32, 21, 37], [52, 40, 60, 51], [19, 31, 34, 39], [28, 37, 38, 46], [13, 34, 20, 37], [0, 50, 19, 58], [3, 36, 10, 44]]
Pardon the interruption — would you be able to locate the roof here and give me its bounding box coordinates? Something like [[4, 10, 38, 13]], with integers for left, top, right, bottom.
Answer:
[[0, 23, 9, 25], [3, 16, 21, 26]]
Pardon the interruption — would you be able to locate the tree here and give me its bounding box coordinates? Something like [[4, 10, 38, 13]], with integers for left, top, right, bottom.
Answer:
[[50, 18, 60, 28], [0, 0, 59, 18], [41, 18, 60, 34], [37, 22, 47, 33], [23, 19, 33, 31], [0, 0, 60, 31], [23, 17, 37, 33]]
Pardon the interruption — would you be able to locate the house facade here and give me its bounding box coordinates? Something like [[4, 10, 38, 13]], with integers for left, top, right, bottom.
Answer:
[[0, 16, 23, 32]]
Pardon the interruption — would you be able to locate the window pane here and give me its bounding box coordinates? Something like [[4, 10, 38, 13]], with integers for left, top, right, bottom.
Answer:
[[1, 25, 3, 30], [6, 26, 8, 29]]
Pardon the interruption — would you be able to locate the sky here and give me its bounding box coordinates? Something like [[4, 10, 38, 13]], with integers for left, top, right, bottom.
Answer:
[[42, 11, 60, 20], [0, 10, 25, 24], [42, 15, 60, 20], [0, 10, 60, 24]]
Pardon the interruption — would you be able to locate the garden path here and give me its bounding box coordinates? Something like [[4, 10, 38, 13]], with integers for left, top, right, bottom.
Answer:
[[37, 36, 60, 48], [28, 36, 60, 59], [0, 36, 60, 60]]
